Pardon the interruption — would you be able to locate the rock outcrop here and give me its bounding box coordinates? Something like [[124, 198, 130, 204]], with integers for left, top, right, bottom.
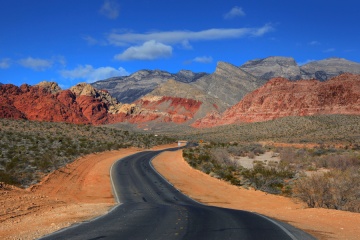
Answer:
[[240, 56, 302, 80], [192, 62, 264, 106], [192, 74, 360, 128], [0, 80, 217, 126], [0, 82, 130, 125], [122, 79, 226, 124]]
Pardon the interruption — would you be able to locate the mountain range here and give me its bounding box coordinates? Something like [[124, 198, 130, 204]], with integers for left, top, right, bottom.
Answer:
[[92, 57, 360, 107], [1, 56, 360, 129]]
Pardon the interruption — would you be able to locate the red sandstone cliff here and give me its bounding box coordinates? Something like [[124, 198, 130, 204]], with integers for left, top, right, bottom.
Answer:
[[0, 81, 207, 125], [192, 74, 360, 128]]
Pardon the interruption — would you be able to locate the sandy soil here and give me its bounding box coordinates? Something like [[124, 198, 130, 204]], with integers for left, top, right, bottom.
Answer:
[[0, 144, 176, 240], [152, 150, 360, 240], [1, 145, 359, 240]]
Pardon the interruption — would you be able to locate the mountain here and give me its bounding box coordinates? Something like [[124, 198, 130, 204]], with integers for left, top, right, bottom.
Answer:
[[240, 56, 302, 81], [91, 69, 207, 103], [300, 57, 360, 81], [192, 74, 360, 128], [192, 62, 265, 106], [0, 80, 221, 127], [127, 79, 227, 125], [239, 56, 360, 82]]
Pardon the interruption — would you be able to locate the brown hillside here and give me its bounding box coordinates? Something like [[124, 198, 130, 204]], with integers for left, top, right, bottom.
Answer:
[[193, 73, 360, 128]]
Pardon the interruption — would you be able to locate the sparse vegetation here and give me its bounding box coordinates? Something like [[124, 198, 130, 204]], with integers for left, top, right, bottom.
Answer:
[[0, 119, 175, 187], [162, 115, 360, 146], [183, 141, 360, 213]]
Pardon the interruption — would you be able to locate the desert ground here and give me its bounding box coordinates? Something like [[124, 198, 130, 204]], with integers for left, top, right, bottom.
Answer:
[[1, 146, 360, 240]]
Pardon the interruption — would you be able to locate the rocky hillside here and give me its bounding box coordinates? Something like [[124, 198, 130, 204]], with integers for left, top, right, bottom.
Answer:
[[126, 79, 227, 125], [91, 69, 207, 103], [300, 58, 360, 81], [92, 57, 360, 107], [0, 82, 135, 125], [0, 80, 222, 126], [192, 73, 360, 128], [192, 62, 265, 106], [240, 56, 302, 80], [239, 56, 360, 81]]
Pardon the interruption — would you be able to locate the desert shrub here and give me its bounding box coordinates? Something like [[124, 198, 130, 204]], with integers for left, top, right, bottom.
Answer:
[[0, 119, 176, 187], [242, 164, 295, 194], [294, 168, 360, 212]]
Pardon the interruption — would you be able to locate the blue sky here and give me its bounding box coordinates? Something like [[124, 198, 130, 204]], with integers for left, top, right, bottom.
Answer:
[[1, 0, 359, 88]]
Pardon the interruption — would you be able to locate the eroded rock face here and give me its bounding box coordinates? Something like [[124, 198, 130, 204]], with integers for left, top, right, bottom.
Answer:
[[0, 82, 208, 126], [91, 69, 207, 103], [192, 62, 264, 106], [37, 81, 62, 94], [240, 56, 302, 81], [300, 58, 360, 81], [192, 74, 360, 128]]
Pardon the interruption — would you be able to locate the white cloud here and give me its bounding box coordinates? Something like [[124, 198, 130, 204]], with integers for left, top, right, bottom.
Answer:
[[60, 65, 129, 82], [309, 41, 320, 46], [114, 40, 173, 61], [83, 35, 99, 45], [224, 6, 246, 19], [193, 56, 213, 64], [0, 58, 11, 69], [100, 0, 120, 19], [323, 48, 335, 53], [107, 24, 274, 46], [18, 57, 53, 71]]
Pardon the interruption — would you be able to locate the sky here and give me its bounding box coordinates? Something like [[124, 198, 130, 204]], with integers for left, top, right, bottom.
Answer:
[[1, 0, 359, 88]]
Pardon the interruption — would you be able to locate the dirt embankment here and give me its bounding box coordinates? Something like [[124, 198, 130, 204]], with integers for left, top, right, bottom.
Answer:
[[1, 146, 360, 240], [0, 144, 176, 240], [152, 150, 360, 240]]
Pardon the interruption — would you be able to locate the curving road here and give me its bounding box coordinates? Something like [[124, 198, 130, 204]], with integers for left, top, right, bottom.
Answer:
[[41, 149, 315, 240]]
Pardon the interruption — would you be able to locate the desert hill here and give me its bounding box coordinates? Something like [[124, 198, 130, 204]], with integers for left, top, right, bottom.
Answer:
[[0, 80, 222, 126], [129, 79, 227, 125], [0, 82, 129, 125], [300, 57, 360, 81], [239, 56, 301, 80], [193, 73, 360, 128], [191, 61, 264, 106], [91, 69, 207, 103], [92, 57, 360, 106]]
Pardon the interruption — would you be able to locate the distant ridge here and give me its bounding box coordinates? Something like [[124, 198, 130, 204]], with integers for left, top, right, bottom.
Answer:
[[93, 57, 360, 106], [91, 69, 207, 103], [239, 56, 360, 81]]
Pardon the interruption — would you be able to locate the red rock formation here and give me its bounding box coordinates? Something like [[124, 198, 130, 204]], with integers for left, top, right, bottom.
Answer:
[[133, 96, 203, 123], [193, 74, 360, 128], [0, 82, 204, 126]]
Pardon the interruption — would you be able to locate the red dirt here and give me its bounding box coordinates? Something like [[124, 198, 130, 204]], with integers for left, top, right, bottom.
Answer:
[[0, 144, 176, 239], [152, 150, 360, 240]]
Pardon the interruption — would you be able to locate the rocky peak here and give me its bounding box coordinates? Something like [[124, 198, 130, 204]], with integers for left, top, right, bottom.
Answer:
[[240, 56, 301, 81], [300, 58, 360, 81], [37, 81, 62, 94], [214, 61, 241, 76], [70, 83, 98, 97]]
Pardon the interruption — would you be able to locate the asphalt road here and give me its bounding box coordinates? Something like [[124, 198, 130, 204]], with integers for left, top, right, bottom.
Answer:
[[41, 149, 315, 240]]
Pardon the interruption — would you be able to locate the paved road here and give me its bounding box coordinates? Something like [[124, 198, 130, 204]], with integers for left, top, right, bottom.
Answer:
[[41, 149, 315, 240]]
